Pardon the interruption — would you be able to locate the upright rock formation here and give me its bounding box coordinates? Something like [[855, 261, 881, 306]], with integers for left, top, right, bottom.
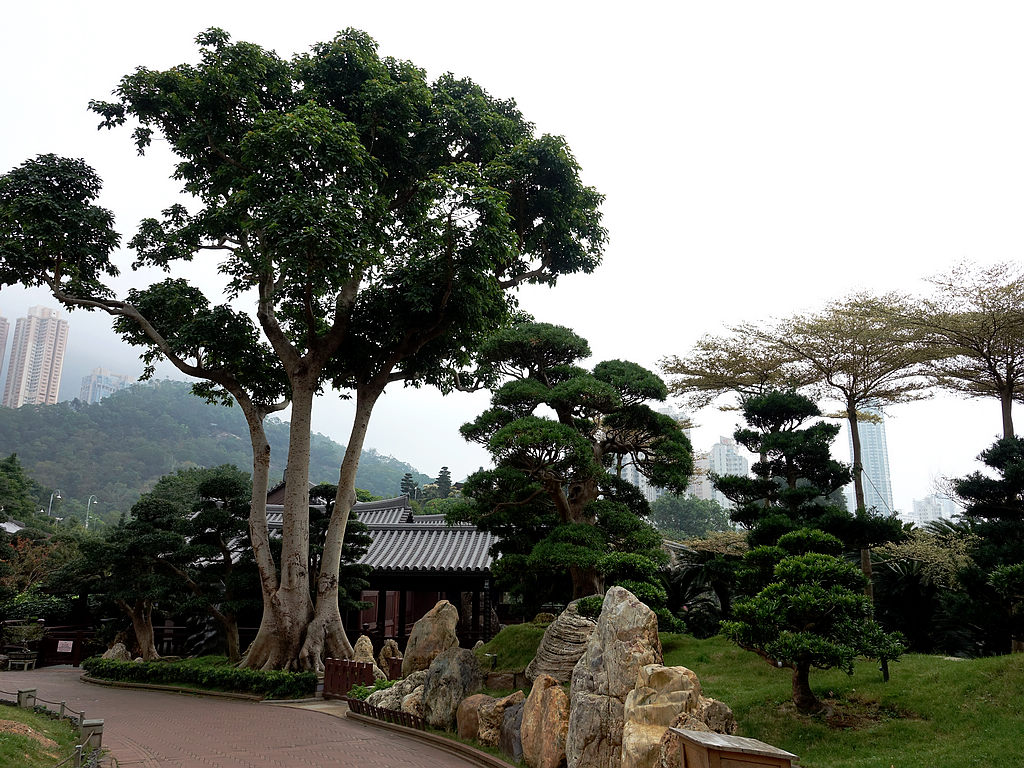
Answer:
[[402, 600, 460, 676], [525, 600, 598, 684], [352, 634, 386, 681], [521, 674, 571, 768], [378, 638, 402, 676], [566, 587, 662, 768], [422, 647, 483, 730]]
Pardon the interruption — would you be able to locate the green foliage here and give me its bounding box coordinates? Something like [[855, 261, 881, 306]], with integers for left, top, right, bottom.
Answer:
[[649, 494, 732, 539], [346, 678, 396, 700], [575, 595, 604, 619], [0, 587, 72, 623], [723, 552, 905, 711], [81, 656, 316, 698], [0, 453, 44, 521], [461, 322, 692, 607], [952, 436, 1024, 653], [0, 380, 429, 512]]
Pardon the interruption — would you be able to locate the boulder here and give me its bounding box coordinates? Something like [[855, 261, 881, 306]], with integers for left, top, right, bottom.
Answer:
[[566, 587, 662, 768], [353, 634, 386, 681], [457, 693, 495, 740], [521, 674, 570, 768], [526, 600, 598, 684], [366, 670, 428, 711], [478, 690, 526, 747], [621, 665, 703, 768], [500, 700, 525, 763], [422, 647, 483, 730], [101, 642, 132, 662], [401, 686, 425, 719], [402, 600, 460, 676], [378, 638, 402, 676]]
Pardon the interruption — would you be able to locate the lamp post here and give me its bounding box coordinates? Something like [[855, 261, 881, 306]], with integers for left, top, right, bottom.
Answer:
[[86, 495, 98, 529], [47, 489, 62, 517]]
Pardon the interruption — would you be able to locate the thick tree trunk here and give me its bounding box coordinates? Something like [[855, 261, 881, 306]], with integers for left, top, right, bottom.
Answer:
[[220, 614, 241, 664], [122, 600, 159, 662], [242, 383, 317, 670], [570, 565, 603, 599], [792, 661, 822, 713], [302, 384, 383, 668]]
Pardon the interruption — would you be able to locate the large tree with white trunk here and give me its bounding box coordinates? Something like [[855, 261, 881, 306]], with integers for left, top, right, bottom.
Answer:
[[0, 29, 605, 669]]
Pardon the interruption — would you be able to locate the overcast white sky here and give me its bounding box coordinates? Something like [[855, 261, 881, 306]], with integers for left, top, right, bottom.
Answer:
[[1, 1, 1021, 511]]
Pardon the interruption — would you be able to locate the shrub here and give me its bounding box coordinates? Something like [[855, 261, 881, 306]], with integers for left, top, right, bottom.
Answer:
[[575, 595, 603, 619], [81, 657, 316, 699], [346, 678, 395, 700]]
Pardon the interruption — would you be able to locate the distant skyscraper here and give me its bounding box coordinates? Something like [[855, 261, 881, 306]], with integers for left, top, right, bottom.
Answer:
[[0, 314, 8, 386], [80, 367, 135, 404], [707, 436, 749, 509], [847, 407, 894, 514], [907, 494, 960, 527], [1, 306, 69, 408]]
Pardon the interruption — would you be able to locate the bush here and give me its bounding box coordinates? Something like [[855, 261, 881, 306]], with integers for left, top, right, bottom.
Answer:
[[575, 595, 603, 619], [0, 589, 72, 623], [81, 657, 316, 699], [346, 678, 395, 700]]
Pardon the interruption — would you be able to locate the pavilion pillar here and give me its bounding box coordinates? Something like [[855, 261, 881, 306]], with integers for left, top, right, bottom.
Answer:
[[397, 588, 408, 650]]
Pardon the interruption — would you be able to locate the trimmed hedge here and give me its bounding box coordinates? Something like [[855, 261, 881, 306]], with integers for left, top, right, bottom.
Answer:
[[81, 657, 316, 699]]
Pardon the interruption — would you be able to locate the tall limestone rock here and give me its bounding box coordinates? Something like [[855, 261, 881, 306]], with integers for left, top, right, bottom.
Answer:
[[565, 587, 662, 768], [402, 599, 460, 676]]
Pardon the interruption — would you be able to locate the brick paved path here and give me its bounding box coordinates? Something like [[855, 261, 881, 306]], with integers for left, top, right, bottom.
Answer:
[[0, 666, 477, 767]]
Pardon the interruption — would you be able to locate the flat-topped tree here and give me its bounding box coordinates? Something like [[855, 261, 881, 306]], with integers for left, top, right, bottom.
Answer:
[[459, 323, 692, 602], [0, 29, 605, 670]]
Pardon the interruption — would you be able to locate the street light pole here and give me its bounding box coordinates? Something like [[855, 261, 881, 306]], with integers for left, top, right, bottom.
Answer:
[[86, 495, 98, 529], [47, 489, 62, 517]]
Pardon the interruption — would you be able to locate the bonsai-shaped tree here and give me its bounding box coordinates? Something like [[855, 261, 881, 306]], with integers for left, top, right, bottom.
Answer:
[[723, 546, 905, 713], [457, 322, 692, 614]]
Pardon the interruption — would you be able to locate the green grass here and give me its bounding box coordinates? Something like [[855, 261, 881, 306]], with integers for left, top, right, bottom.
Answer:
[[0, 703, 83, 768], [661, 633, 1024, 768], [474, 623, 548, 672], [477, 627, 1024, 767]]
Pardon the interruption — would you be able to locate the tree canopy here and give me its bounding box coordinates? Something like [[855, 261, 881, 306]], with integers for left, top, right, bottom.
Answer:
[[457, 322, 692, 613], [0, 28, 604, 670]]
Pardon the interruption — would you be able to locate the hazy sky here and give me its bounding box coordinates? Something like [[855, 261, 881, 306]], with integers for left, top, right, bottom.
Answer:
[[2, 2, 1022, 511]]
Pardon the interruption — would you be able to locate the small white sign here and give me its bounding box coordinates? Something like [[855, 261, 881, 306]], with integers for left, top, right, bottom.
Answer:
[[57, 640, 73, 653]]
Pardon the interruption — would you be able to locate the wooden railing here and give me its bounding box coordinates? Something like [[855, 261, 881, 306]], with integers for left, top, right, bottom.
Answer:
[[346, 698, 425, 730], [322, 659, 376, 700]]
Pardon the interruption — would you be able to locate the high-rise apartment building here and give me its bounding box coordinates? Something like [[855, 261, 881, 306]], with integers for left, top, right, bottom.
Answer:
[[846, 407, 894, 515], [906, 494, 960, 527], [1, 306, 69, 408], [706, 436, 750, 509], [80, 368, 135, 404], [0, 314, 9, 386]]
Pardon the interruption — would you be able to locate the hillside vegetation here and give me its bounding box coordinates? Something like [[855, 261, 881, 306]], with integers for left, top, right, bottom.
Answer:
[[0, 380, 430, 516]]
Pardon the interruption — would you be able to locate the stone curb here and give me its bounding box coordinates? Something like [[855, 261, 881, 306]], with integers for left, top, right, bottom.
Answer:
[[80, 674, 264, 701], [345, 711, 514, 768]]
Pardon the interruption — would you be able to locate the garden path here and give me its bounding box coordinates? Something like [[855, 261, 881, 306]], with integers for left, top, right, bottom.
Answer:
[[1, 665, 476, 768]]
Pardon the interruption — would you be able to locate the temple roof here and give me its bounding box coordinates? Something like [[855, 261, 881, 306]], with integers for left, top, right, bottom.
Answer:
[[264, 495, 494, 574]]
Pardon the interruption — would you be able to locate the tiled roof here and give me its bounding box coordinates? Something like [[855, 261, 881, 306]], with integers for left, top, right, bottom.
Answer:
[[263, 496, 494, 573], [359, 524, 496, 573]]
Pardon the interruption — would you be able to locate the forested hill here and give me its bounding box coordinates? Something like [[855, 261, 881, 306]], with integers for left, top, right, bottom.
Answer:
[[0, 380, 430, 513]]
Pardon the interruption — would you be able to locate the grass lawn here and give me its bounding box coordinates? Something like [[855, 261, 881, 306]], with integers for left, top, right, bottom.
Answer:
[[476, 625, 1024, 767], [0, 703, 83, 768], [661, 633, 1024, 768]]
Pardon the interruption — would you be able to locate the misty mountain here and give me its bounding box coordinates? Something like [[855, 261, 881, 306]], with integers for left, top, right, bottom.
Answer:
[[0, 380, 431, 514]]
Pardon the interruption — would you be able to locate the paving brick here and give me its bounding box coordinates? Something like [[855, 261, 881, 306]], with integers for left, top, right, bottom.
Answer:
[[0, 666, 479, 767]]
